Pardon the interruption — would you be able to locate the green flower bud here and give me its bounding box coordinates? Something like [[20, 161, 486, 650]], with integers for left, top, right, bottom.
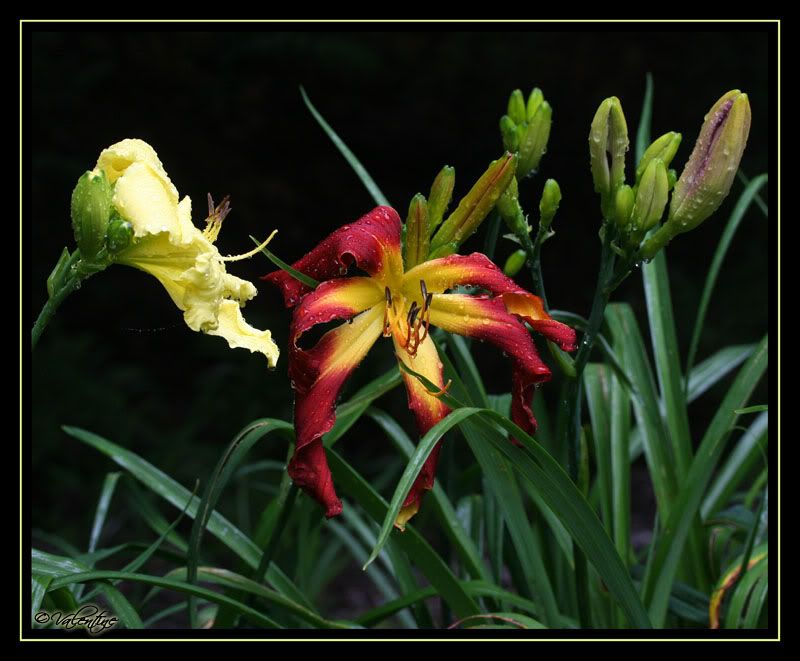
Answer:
[[614, 184, 635, 231], [497, 177, 529, 238], [526, 87, 544, 121], [507, 89, 527, 125], [504, 249, 527, 277], [667, 168, 678, 191], [106, 214, 134, 254], [500, 115, 519, 153], [71, 169, 112, 259], [431, 152, 517, 252], [636, 132, 682, 183], [631, 159, 669, 235], [403, 193, 429, 270], [518, 101, 552, 178], [667, 90, 752, 232], [427, 165, 455, 235], [640, 91, 752, 261], [539, 178, 561, 229], [589, 97, 629, 216]]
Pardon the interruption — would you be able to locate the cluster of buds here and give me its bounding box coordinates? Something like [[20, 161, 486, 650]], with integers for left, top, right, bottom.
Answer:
[[589, 90, 751, 259], [405, 153, 517, 267], [500, 88, 552, 180], [70, 169, 131, 267]]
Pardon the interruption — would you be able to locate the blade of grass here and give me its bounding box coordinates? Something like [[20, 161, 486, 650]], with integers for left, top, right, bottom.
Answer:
[[250, 235, 319, 288], [31, 574, 52, 619], [300, 86, 390, 207], [356, 580, 573, 628], [642, 245, 709, 589], [605, 304, 678, 520], [34, 549, 144, 630], [687, 345, 755, 402], [724, 556, 768, 628], [584, 364, 613, 532], [702, 411, 768, 519], [641, 335, 768, 626], [634, 72, 654, 162], [186, 418, 294, 627], [684, 174, 769, 394], [62, 425, 310, 608], [327, 448, 479, 619], [88, 472, 122, 555], [49, 570, 282, 629]]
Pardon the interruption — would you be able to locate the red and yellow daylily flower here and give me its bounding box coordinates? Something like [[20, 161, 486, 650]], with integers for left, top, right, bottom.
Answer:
[[265, 206, 576, 527]]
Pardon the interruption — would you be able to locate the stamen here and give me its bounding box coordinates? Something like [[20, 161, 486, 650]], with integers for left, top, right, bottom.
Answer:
[[420, 279, 428, 303], [203, 194, 232, 243], [221, 229, 278, 262]]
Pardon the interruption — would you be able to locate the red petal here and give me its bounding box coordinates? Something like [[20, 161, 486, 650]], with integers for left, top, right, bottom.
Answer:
[[263, 206, 403, 308], [428, 293, 551, 437], [404, 252, 577, 351], [288, 295, 385, 518]]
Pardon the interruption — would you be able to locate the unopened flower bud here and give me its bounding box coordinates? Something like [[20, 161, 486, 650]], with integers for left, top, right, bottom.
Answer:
[[636, 132, 682, 183], [504, 249, 527, 277], [106, 213, 134, 254], [538, 178, 561, 229], [500, 115, 519, 153], [507, 89, 527, 125], [431, 153, 517, 254], [403, 193, 429, 270], [589, 97, 629, 217], [614, 184, 635, 231], [667, 90, 751, 232], [71, 169, 112, 260], [518, 101, 552, 178], [427, 165, 455, 235], [631, 159, 669, 235], [526, 88, 545, 121]]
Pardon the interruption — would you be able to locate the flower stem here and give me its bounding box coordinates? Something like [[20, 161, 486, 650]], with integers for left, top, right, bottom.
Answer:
[[31, 265, 81, 350]]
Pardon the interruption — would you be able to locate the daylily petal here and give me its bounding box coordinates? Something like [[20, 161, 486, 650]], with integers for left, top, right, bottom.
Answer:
[[290, 277, 385, 342], [263, 206, 403, 308], [403, 252, 576, 350], [391, 329, 450, 530], [289, 303, 385, 517], [428, 293, 551, 436], [206, 300, 280, 367], [95, 139, 196, 245]]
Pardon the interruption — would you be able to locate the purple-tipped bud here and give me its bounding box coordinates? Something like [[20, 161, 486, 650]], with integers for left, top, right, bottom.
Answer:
[[667, 90, 751, 232]]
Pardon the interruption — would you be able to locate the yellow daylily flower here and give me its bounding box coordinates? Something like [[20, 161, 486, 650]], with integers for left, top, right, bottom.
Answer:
[[92, 138, 279, 367]]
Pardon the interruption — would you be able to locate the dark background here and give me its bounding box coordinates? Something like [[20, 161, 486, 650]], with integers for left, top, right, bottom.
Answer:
[[29, 27, 771, 570]]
